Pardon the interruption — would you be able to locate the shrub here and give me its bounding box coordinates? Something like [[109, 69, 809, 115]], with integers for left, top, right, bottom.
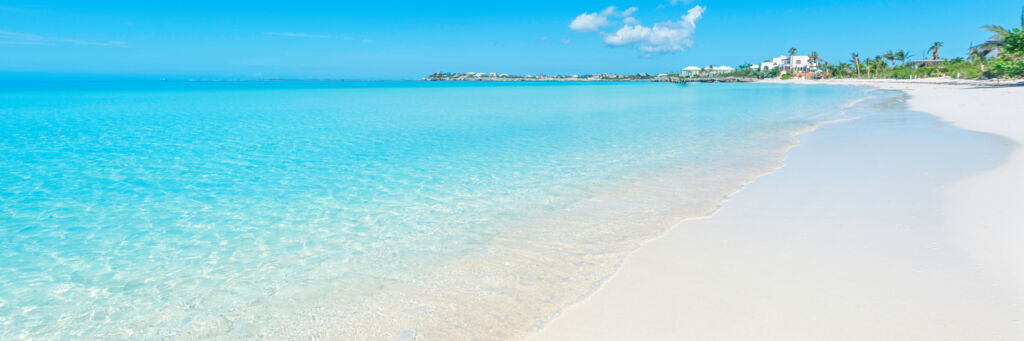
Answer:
[[780, 73, 793, 80], [989, 56, 1024, 78], [937, 61, 984, 79], [1002, 29, 1024, 58], [890, 67, 917, 79]]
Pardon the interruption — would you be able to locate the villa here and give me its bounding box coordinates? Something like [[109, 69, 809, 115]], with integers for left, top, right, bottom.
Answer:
[[759, 55, 817, 72], [681, 65, 736, 77], [709, 65, 734, 74], [681, 66, 702, 77]]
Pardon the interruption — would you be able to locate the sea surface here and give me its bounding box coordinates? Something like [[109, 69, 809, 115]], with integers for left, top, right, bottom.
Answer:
[[0, 81, 868, 339]]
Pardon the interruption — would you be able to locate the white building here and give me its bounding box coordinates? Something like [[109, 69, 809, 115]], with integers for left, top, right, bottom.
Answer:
[[681, 66, 702, 76], [712, 65, 734, 74], [759, 55, 817, 72], [698, 65, 735, 75]]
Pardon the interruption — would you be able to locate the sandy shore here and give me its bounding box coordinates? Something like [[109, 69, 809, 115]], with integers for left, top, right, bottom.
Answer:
[[531, 79, 1024, 340]]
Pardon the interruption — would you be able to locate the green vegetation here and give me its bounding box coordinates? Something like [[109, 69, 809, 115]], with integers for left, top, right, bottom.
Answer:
[[795, 8, 1024, 80], [713, 7, 1024, 81]]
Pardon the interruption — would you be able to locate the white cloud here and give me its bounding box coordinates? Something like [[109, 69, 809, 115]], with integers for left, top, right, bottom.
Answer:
[[569, 6, 639, 32], [604, 25, 650, 46], [669, 0, 694, 5], [0, 30, 124, 46], [561, 38, 571, 45], [569, 7, 614, 32], [601, 5, 705, 54], [540, 36, 548, 41]]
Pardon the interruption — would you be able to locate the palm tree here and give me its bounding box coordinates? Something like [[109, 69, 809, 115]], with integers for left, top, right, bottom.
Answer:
[[871, 56, 885, 77], [978, 25, 1011, 54], [927, 42, 943, 60], [894, 50, 907, 65], [883, 50, 896, 66], [838, 63, 852, 78], [865, 56, 878, 78], [851, 53, 861, 77], [809, 51, 820, 70], [788, 47, 797, 69], [968, 48, 988, 73], [976, 6, 1024, 55]]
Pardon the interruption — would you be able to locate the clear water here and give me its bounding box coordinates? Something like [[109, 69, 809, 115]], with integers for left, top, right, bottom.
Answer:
[[0, 81, 867, 339]]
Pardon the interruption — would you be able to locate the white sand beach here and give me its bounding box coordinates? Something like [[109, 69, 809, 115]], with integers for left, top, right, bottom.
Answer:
[[531, 80, 1024, 340]]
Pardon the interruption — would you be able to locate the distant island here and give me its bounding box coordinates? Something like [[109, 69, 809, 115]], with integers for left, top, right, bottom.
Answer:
[[424, 72, 675, 82], [423, 71, 761, 83]]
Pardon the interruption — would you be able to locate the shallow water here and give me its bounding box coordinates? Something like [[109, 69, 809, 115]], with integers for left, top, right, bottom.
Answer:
[[0, 81, 867, 339]]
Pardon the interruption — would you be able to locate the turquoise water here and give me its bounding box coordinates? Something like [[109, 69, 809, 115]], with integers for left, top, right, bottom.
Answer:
[[0, 81, 867, 339]]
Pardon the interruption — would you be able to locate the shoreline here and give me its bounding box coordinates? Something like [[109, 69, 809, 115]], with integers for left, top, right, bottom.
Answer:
[[774, 78, 1024, 291], [761, 77, 1024, 87], [524, 108, 863, 337], [530, 80, 1024, 339]]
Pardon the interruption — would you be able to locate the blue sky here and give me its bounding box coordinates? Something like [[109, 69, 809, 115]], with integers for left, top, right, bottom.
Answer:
[[1, 0, 1021, 79]]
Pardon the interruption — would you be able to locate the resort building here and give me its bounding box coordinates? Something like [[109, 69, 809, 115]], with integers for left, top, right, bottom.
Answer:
[[681, 65, 736, 77], [681, 66, 702, 76], [710, 65, 734, 74], [759, 55, 817, 72]]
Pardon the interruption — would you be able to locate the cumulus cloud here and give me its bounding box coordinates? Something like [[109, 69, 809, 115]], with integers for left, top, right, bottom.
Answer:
[[569, 6, 639, 32], [600, 5, 705, 54], [603, 25, 649, 46], [569, 7, 614, 32]]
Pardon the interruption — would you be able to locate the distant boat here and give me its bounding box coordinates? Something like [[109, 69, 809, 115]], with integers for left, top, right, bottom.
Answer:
[[161, 78, 168, 82]]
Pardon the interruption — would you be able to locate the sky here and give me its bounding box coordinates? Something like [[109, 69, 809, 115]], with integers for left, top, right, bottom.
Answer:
[[1, 0, 1021, 80]]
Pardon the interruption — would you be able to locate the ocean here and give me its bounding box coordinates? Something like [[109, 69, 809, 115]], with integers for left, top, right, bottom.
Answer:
[[0, 81, 868, 339]]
